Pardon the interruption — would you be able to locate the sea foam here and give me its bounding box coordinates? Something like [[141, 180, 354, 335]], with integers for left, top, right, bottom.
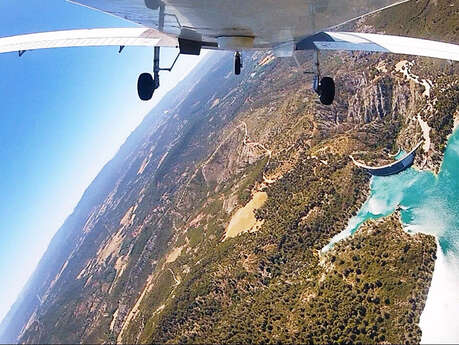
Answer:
[[420, 246, 459, 343]]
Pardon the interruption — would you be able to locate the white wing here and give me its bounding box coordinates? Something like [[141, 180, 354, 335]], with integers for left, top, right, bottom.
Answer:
[[0, 28, 177, 55], [307, 32, 459, 61], [68, 0, 407, 49]]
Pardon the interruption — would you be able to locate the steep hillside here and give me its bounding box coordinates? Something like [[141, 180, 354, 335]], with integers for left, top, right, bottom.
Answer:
[[0, 52, 226, 344], [1, 0, 457, 343]]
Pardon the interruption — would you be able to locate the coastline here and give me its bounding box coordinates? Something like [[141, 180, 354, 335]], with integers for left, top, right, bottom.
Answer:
[[323, 127, 459, 342], [417, 128, 459, 343]]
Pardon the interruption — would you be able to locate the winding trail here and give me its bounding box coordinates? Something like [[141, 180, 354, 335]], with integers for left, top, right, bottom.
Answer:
[[178, 121, 272, 206], [395, 60, 432, 98], [417, 114, 431, 153], [169, 268, 180, 286]]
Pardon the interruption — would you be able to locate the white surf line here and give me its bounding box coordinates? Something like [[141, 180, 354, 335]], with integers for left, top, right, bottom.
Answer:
[[454, 110, 459, 131], [419, 244, 459, 344], [321, 214, 362, 253], [321, 210, 459, 344]]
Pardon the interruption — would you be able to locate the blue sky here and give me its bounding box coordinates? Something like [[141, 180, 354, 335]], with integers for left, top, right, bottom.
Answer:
[[0, 0, 203, 324]]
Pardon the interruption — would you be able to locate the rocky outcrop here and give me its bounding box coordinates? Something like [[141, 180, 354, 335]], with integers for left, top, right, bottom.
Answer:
[[201, 125, 263, 186], [347, 75, 394, 124]]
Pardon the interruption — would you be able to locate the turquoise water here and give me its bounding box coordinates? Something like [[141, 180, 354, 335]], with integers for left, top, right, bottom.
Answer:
[[323, 128, 459, 342], [394, 149, 407, 160], [325, 129, 459, 254]]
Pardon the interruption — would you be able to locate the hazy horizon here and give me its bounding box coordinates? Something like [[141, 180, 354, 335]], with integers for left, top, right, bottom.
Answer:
[[0, 0, 203, 325]]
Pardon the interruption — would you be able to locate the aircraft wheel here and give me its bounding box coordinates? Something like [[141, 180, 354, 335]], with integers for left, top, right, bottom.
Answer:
[[138, 73, 155, 101], [235, 52, 241, 75], [319, 77, 335, 105]]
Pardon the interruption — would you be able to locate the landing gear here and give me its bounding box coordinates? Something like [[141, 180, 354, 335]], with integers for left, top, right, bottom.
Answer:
[[315, 76, 335, 105], [137, 46, 180, 101], [311, 50, 335, 105], [295, 49, 335, 105], [234, 51, 242, 75], [138, 73, 157, 101], [137, 46, 161, 101]]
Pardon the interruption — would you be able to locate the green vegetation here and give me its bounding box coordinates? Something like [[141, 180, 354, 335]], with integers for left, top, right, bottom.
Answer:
[[365, 0, 458, 43], [110, 226, 154, 299], [429, 76, 458, 153], [310, 214, 435, 344], [122, 269, 176, 343], [237, 156, 268, 203], [135, 137, 435, 344], [16, 0, 455, 343], [187, 225, 205, 247]]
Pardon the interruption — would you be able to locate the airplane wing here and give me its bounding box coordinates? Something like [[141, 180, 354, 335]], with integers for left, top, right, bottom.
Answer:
[[296, 32, 459, 61], [68, 0, 409, 48], [1, 0, 457, 104], [2, 27, 457, 63], [0, 27, 177, 55], [62, 0, 459, 62]]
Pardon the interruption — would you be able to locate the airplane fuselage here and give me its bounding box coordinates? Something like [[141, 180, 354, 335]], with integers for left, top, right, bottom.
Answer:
[[71, 0, 406, 48]]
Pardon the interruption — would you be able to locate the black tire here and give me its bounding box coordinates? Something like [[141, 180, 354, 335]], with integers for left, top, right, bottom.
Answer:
[[138, 73, 154, 101], [235, 54, 241, 75], [319, 77, 335, 105]]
